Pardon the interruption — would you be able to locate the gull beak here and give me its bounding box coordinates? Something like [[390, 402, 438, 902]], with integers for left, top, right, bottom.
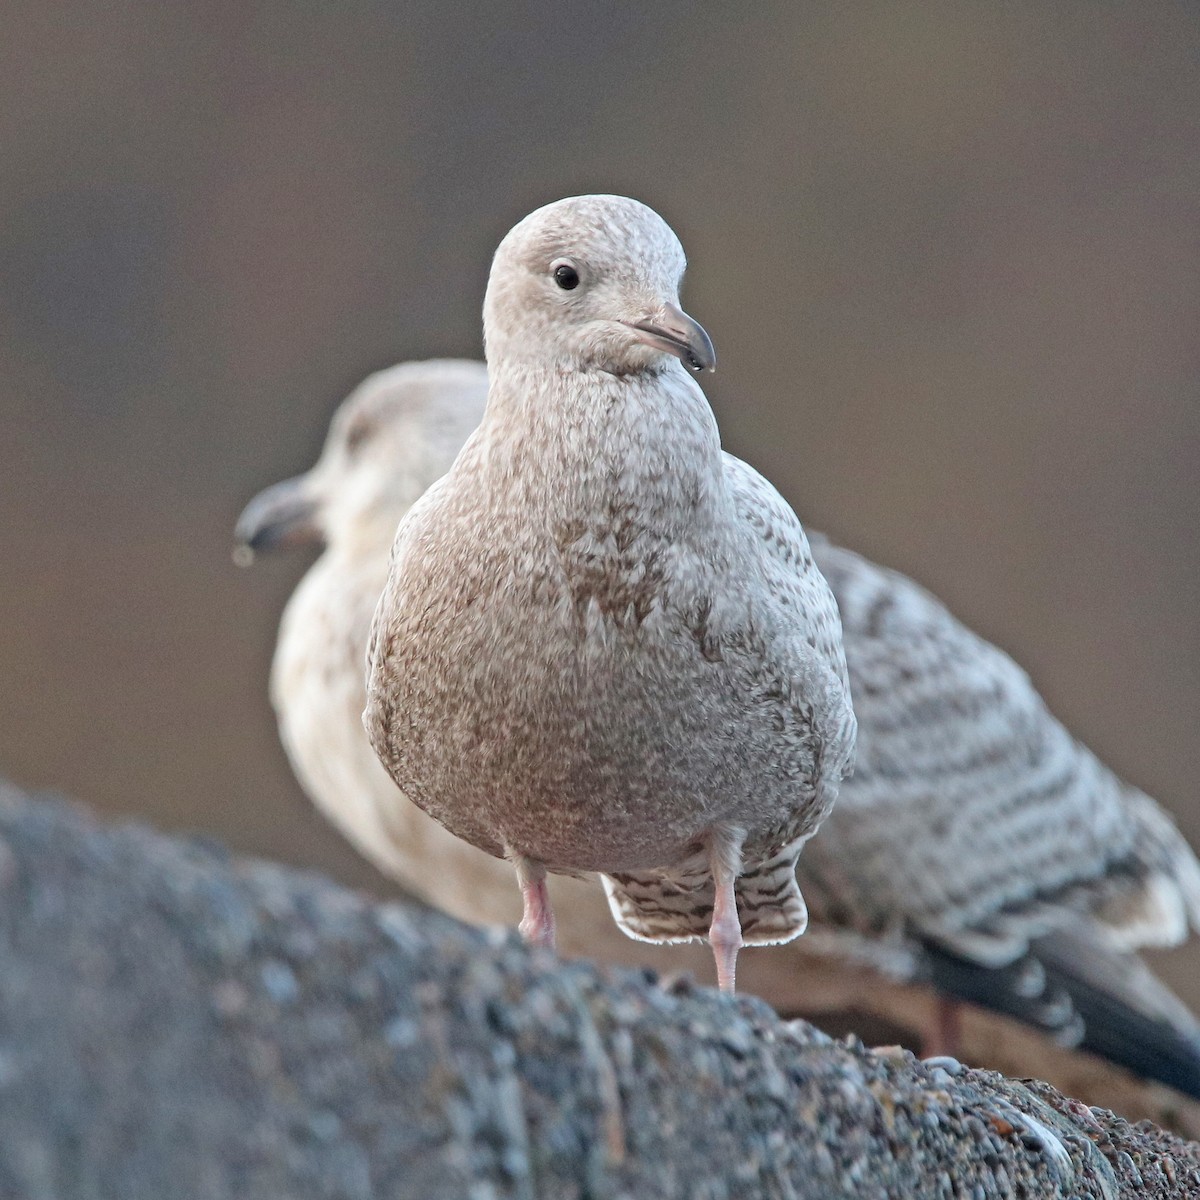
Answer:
[[233, 475, 321, 565], [623, 301, 717, 374]]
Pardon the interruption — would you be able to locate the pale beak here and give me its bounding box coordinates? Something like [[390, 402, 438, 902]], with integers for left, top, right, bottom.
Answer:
[[623, 301, 716, 373], [233, 475, 321, 564]]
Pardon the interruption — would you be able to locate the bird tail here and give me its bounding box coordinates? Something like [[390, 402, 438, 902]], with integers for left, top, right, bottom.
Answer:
[[922, 925, 1200, 1101], [602, 849, 809, 946], [1090, 786, 1200, 951]]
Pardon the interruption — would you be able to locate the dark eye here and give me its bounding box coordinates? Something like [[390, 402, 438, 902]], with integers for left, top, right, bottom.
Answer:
[[344, 418, 373, 455], [553, 263, 580, 290]]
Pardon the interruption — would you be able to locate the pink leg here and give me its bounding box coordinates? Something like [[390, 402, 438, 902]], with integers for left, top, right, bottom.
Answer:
[[923, 994, 962, 1059], [513, 856, 556, 950], [709, 828, 745, 994]]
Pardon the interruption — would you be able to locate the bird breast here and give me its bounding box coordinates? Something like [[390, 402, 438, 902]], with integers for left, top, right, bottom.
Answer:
[[364, 375, 838, 876]]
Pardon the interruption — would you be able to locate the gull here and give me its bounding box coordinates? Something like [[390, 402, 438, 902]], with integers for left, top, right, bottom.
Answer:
[[795, 535, 1200, 1064], [239, 356, 1200, 1095], [362, 195, 857, 992], [233, 360, 510, 916]]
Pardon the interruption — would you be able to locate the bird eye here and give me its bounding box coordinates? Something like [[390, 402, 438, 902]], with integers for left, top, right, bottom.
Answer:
[[552, 262, 580, 290], [344, 418, 373, 455]]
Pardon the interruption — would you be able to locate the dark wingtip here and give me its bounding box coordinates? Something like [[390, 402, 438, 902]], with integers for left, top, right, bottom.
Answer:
[[923, 944, 1085, 1045], [1043, 958, 1200, 1101], [920, 939, 1200, 1101]]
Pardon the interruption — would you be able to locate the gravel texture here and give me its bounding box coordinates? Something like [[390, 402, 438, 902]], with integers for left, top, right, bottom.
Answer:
[[0, 781, 1197, 1199]]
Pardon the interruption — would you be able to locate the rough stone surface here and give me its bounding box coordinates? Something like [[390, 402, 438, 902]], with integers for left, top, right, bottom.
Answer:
[[0, 782, 1197, 1199]]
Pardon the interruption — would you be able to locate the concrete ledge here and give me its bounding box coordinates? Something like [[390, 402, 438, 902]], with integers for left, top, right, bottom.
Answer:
[[0, 781, 1196, 1199]]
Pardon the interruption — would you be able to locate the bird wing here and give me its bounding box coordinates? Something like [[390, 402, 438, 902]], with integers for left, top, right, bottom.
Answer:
[[917, 924, 1200, 1100], [717, 454, 857, 788], [799, 533, 1200, 966], [599, 457, 857, 949], [719, 454, 852, 702]]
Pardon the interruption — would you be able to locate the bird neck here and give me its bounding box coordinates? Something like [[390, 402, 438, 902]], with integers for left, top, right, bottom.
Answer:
[[476, 361, 725, 532]]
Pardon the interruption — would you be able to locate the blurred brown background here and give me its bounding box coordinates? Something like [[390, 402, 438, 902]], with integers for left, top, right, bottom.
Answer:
[[2, 4, 1198, 1001]]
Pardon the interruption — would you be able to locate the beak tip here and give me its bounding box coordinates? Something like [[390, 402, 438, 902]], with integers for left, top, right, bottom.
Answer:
[[627, 304, 716, 376], [232, 475, 320, 559]]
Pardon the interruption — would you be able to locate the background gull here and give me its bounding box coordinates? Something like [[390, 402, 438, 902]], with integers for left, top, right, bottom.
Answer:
[[797, 537, 1200, 1077], [240, 358, 1200, 1097], [361, 195, 856, 992], [234, 360, 506, 911]]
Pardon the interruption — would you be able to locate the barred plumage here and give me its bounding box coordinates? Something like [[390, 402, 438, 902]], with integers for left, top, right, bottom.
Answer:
[[799, 535, 1200, 970]]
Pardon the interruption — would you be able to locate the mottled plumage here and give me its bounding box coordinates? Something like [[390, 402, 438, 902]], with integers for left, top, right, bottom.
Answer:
[[363, 195, 855, 989], [603, 455, 851, 947], [794, 536, 1200, 1095], [800, 537, 1200, 959]]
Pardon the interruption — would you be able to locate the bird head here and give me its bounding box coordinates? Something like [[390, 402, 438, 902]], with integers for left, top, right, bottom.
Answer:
[[233, 359, 488, 564], [483, 194, 715, 379]]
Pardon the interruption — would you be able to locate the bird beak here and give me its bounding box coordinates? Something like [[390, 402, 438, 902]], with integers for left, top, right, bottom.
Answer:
[[623, 301, 717, 373], [233, 475, 321, 565]]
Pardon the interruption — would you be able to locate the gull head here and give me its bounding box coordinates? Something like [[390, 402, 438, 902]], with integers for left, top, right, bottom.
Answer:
[[483, 194, 715, 379], [233, 359, 488, 563]]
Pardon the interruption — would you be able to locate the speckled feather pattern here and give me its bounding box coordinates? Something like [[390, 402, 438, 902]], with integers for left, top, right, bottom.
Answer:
[[364, 196, 855, 947]]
